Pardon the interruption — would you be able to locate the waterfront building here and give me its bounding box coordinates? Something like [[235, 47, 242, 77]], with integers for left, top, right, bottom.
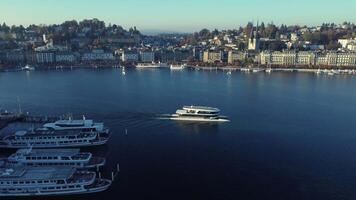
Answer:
[[173, 49, 191, 62], [122, 50, 139, 62], [261, 51, 356, 67], [36, 51, 55, 64], [139, 50, 155, 63], [260, 51, 296, 66], [336, 52, 356, 66], [55, 52, 77, 64], [4, 50, 25, 64], [296, 51, 316, 66], [82, 49, 115, 62], [25, 52, 37, 64], [228, 51, 247, 64], [203, 50, 223, 63], [193, 47, 204, 61], [159, 50, 175, 63]]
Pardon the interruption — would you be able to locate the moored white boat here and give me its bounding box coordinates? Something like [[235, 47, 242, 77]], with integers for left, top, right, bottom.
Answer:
[[42, 117, 105, 131], [0, 128, 110, 149], [0, 167, 112, 196], [170, 64, 186, 70], [21, 65, 35, 71], [136, 62, 161, 68], [0, 148, 105, 169]]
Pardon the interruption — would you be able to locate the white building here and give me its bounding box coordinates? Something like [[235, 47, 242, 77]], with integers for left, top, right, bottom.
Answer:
[[260, 51, 315, 66]]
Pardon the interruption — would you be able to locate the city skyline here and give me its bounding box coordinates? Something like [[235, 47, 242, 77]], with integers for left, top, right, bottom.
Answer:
[[0, 0, 355, 33]]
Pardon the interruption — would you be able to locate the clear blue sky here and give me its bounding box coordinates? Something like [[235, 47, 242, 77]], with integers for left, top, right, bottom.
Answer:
[[0, 0, 355, 32]]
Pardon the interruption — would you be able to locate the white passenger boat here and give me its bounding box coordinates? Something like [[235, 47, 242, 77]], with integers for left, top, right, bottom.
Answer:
[[170, 64, 186, 70], [252, 68, 263, 73], [0, 148, 105, 169], [0, 167, 112, 196], [0, 128, 110, 149], [42, 117, 105, 131], [136, 62, 161, 68], [21, 65, 35, 71], [265, 68, 272, 73], [163, 106, 229, 122], [240, 68, 251, 72]]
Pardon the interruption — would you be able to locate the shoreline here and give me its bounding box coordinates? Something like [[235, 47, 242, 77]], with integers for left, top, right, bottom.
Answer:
[[1, 64, 355, 75]]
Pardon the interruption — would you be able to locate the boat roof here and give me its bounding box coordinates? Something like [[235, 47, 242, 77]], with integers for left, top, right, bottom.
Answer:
[[15, 149, 81, 157], [0, 167, 75, 180], [183, 106, 220, 112], [54, 119, 94, 125], [11, 129, 92, 137]]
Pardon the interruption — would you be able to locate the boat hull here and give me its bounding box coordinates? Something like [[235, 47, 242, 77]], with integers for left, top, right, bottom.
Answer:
[[0, 179, 112, 197], [0, 138, 109, 149], [158, 114, 230, 122]]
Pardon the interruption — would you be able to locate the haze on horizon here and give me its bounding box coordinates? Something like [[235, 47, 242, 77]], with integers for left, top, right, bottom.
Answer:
[[0, 0, 355, 33]]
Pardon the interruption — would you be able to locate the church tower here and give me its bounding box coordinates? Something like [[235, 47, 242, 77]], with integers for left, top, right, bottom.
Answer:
[[248, 22, 260, 51]]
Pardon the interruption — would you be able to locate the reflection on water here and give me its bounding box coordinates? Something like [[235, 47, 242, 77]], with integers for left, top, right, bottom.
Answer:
[[174, 121, 220, 134]]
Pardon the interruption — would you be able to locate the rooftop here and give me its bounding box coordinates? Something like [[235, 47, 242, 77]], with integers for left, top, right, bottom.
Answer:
[[0, 167, 75, 180]]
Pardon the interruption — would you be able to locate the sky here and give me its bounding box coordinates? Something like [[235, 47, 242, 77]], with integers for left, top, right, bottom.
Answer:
[[0, 0, 355, 33]]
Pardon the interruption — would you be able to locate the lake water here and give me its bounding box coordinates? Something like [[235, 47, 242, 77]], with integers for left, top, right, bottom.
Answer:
[[0, 68, 356, 200]]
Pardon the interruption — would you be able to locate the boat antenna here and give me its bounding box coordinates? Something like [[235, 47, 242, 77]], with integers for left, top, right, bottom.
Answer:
[[83, 115, 86, 120]]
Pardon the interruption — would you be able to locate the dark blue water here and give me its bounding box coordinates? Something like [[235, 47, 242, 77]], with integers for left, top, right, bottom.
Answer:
[[0, 68, 356, 200]]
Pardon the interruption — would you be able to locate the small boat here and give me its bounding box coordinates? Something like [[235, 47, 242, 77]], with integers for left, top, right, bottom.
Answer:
[[0, 167, 112, 196], [0, 148, 105, 169], [21, 65, 35, 71], [315, 69, 321, 75], [122, 67, 126, 75], [226, 71, 232, 75], [240, 68, 250, 72], [265, 68, 272, 73], [162, 106, 229, 122], [252, 68, 263, 73], [0, 128, 110, 149], [170, 64, 186, 70]]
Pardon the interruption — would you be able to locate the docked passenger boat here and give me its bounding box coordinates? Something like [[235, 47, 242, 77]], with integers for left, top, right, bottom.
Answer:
[[170, 64, 186, 70], [163, 106, 229, 122], [0, 128, 110, 149], [42, 117, 105, 131], [21, 64, 35, 71], [0, 148, 105, 169], [136, 62, 161, 68], [0, 167, 112, 196]]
